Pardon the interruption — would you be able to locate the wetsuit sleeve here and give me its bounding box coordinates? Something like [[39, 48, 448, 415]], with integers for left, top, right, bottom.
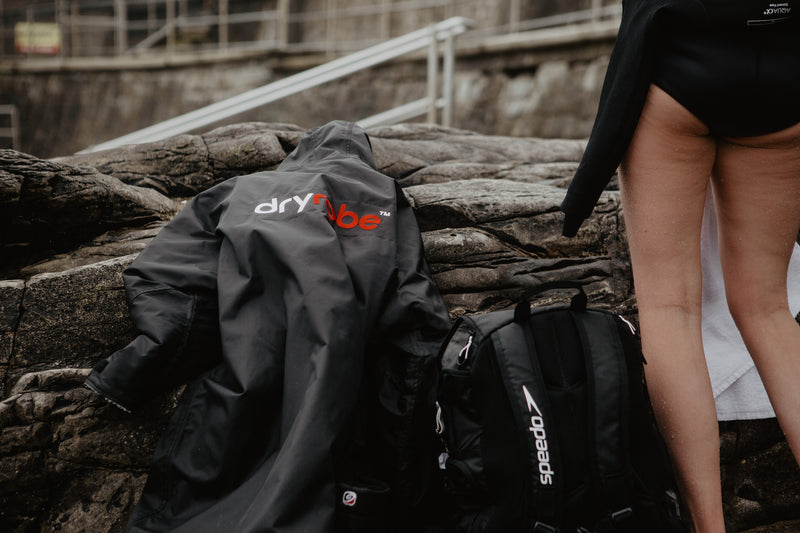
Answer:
[[84, 187, 226, 412], [560, 0, 657, 236]]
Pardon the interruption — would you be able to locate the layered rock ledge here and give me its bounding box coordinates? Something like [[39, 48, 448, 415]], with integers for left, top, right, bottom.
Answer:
[[1, 123, 797, 532]]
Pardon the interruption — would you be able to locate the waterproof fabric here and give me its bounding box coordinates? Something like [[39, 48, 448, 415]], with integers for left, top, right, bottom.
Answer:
[[436, 289, 686, 532], [85, 121, 451, 532], [559, 0, 799, 236]]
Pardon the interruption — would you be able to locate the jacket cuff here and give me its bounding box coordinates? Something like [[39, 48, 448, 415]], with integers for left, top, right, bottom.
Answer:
[[561, 213, 584, 238], [84, 363, 135, 413]]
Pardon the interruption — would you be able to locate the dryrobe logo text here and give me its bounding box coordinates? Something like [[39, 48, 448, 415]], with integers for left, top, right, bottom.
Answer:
[[254, 192, 386, 230], [522, 385, 554, 486]]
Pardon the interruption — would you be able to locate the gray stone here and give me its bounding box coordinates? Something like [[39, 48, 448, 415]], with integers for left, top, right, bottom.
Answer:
[[55, 122, 305, 198], [0, 150, 176, 278], [0, 123, 797, 532], [17, 223, 165, 278], [0, 367, 178, 533], [741, 520, 800, 533], [5, 257, 135, 393]]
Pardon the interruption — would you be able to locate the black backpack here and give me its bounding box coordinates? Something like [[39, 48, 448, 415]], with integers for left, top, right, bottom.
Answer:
[[434, 283, 688, 533]]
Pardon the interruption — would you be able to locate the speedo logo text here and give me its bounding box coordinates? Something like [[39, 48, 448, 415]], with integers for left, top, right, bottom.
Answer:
[[522, 385, 554, 486], [254, 192, 386, 230]]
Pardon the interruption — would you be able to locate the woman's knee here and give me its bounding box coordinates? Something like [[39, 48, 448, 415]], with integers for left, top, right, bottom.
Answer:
[[636, 285, 703, 329], [724, 283, 790, 334]]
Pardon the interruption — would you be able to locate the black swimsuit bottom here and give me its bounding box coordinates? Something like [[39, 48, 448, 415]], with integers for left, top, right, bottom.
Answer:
[[652, 3, 800, 138]]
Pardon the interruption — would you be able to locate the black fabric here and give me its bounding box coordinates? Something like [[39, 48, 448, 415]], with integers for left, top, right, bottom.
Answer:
[[435, 292, 687, 532], [560, 0, 800, 236], [576, 312, 631, 519], [653, 22, 800, 138], [335, 478, 391, 533], [497, 319, 562, 528], [85, 121, 451, 533]]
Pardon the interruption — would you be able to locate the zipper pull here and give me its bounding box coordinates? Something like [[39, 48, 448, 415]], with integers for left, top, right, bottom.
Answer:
[[457, 335, 474, 367], [435, 401, 445, 436], [435, 401, 450, 458], [617, 314, 637, 336]]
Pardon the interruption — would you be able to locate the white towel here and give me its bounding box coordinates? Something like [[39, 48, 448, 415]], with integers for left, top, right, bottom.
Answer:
[[701, 187, 800, 421]]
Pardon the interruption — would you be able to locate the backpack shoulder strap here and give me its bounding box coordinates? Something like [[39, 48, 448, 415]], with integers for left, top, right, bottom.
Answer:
[[573, 310, 636, 526], [492, 309, 562, 532]]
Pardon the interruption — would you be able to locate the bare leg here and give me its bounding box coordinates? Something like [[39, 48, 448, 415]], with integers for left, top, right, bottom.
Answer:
[[618, 85, 725, 533], [713, 122, 800, 463]]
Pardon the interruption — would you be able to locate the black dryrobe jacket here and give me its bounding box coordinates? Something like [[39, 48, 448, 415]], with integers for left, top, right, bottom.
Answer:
[[85, 121, 452, 532]]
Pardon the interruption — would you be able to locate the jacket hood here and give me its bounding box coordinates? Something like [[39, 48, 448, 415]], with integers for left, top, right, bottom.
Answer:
[[278, 120, 376, 172]]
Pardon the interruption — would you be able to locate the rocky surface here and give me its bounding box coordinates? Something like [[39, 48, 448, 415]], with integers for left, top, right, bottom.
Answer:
[[1, 123, 798, 532], [0, 151, 177, 279]]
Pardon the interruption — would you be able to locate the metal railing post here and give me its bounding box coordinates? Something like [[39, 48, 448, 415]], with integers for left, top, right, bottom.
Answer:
[[0, 104, 20, 150], [442, 30, 455, 127], [426, 25, 438, 124], [115, 0, 127, 56], [219, 0, 228, 48], [166, 0, 175, 53], [25, 5, 33, 59], [277, 0, 289, 49], [147, 0, 157, 34], [380, 0, 392, 41], [71, 1, 79, 58], [326, 0, 337, 56], [592, 0, 603, 22], [56, 0, 65, 57], [510, 0, 521, 33]]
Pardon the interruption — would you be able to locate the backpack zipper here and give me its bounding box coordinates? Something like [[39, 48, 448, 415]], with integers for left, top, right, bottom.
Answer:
[[457, 335, 474, 367]]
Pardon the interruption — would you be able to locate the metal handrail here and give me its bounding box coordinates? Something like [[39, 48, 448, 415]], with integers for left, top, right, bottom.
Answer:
[[78, 16, 473, 153], [357, 98, 441, 130], [463, 3, 621, 41], [0, 104, 20, 149], [3, 0, 616, 60]]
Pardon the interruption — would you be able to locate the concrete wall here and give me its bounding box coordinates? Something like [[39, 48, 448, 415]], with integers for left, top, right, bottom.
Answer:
[[0, 29, 614, 158]]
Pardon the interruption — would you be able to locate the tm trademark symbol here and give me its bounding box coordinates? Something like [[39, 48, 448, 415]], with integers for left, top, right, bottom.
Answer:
[[379, 211, 391, 217]]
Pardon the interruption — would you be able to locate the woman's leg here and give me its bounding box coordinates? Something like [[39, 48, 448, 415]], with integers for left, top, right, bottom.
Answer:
[[618, 85, 724, 532], [713, 122, 800, 462]]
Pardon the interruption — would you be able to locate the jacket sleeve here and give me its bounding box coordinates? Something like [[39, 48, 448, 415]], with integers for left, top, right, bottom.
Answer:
[[560, 0, 713, 236], [366, 184, 452, 527], [559, 0, 657, 236], [378, 186, 451, 359], [84, 187, 226, 412]]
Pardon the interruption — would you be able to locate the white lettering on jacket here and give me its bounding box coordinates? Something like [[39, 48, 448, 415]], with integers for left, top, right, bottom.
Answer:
[[254, 192, 384, 231], [254, 193, 314, 214]]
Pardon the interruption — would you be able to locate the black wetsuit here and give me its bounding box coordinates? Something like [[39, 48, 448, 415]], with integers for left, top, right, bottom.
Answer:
[[560, 0, 800, 237], [654, 7, 800, 137]]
